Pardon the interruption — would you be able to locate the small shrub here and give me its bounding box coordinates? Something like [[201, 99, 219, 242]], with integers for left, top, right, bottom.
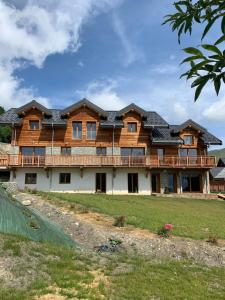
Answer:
[[70, 204, 75, 210], [113, 216, 126, 227], [78, 206, 89, 214], [158, 223, 173, 238], [207, 236, 218, 246], [29, 219, 40, 230]]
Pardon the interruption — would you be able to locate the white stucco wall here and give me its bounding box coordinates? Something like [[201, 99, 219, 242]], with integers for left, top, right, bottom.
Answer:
[[15, 168, 50, 191], [12, 167, 151, 195]]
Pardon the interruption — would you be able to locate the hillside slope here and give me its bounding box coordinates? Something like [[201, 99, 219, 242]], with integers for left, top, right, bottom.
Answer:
[[0, 142, 11, 154], [209, 148, 225, 161]]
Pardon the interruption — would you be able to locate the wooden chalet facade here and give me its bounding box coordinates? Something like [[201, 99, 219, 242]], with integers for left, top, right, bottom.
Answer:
[[0, 99, 222, 194]]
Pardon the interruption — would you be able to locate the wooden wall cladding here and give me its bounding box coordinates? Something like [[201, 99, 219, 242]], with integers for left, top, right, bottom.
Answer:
[[12, 107, 206, 155]]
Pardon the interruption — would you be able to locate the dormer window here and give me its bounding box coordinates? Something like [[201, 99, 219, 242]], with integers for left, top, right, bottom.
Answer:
[[183, 135, 193, 145], [128, 122, 137, 132], [87, 122, 96, 140], [29, 120, 40, 130]]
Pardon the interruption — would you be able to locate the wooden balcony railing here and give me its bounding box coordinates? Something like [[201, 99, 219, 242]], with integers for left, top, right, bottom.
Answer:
[[0, 154, 216, 168]]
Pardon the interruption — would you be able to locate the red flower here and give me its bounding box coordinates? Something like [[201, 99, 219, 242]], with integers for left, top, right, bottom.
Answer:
[[164, 224, 173, 230]]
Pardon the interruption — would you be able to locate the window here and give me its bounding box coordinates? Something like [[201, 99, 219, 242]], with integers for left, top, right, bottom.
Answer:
[[59, 173, 71, 184], [21, 147, 45, 156], [72, 122, 82, 139], [183, 135, 193, 145], [61, 147, 71, 155], [96, 147, 106, 156], [29, 120, 39, 130], [179, 148, 197, 157], [157, 149, 164, 159], [25, 173, 37, 184], [128, 122, 137, 132], [121, 148, 145, 156], [87, 122, 96, 140]]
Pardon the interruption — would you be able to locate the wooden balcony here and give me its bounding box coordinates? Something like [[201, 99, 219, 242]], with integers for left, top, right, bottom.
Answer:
[[0, 154, 216, 168]]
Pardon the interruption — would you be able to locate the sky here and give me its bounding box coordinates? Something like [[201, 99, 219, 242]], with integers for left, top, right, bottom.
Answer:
[[0, 0, 224, 150]]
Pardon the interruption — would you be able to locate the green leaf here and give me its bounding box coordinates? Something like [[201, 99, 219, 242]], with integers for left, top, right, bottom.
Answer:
[[175, 3, 183, 13], [190, 60, 209, 75], [183, 47, 203, 56], [194, 79, 209, 101], [204, 64, 214, 72], [181, 55, 204, 64], [191, 76, 209, 88], [221, 16, 225, 34], [214, 77, 221, 95], [178, 23, 185, 43], [215, 35, 225, 45], [202, 44, 222, 57], [202, 16, 219, 40]]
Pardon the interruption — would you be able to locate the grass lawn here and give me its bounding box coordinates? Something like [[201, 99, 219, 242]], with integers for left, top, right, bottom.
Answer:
[[1, 234, 225, 299], [42, 192, 225, 240]]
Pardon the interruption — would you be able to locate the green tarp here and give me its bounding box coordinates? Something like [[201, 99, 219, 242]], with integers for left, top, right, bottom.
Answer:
[[0, 186, 77, 248]]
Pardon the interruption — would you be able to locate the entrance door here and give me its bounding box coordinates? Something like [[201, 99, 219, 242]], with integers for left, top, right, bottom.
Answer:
[[168, 174, 177, 193], [151, 174, 160, 193], [96, 173, 106, 193], [182, 174, 201, 192], [128, 173, 138, 193]]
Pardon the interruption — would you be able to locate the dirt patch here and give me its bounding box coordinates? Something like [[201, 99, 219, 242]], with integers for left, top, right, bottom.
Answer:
[[35, 294, 66, 300], [0, 238, 49, 290], [16, 192, 225, 267]]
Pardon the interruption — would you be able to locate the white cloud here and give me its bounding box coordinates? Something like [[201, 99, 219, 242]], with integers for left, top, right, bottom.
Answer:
[[203, 95, 225, 122], [112, 13, 143, 66], [76, 79, 127, 110], [173, 102, 188, 121], [150, 63, 179, 75], [0, 0, 123, 109], [77, 61, 84, 68]]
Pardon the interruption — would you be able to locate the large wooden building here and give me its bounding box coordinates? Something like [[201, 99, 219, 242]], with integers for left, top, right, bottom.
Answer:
[[0, 99, 222, 194]]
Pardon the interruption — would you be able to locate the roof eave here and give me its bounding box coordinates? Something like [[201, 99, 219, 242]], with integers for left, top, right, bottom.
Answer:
[[144, 124, 168, 129], [152, 140, 183, 145], [100, 123, 124, 129]]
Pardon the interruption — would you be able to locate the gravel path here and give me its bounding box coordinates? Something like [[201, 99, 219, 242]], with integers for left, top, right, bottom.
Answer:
[[16, 192, 225, 267]]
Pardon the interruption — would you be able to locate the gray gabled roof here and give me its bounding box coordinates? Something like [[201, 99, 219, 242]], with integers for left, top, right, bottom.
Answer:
[[61, 98, 108, 117], [42, 110, 67, 126], [218, 158, 225, 167], [116, 103, 147, 117], [100, 111, 124, 128], [0, 99, 222, 146], [210, 167, 225, 179], [16, 100, 52, 116], [152, 126, 183, 145], [143, 112, 168, 128], [174, 119, 206, 133], [0, 108, 22, 125], [200, 131, 222, 145], [172, 119, 222, 146]]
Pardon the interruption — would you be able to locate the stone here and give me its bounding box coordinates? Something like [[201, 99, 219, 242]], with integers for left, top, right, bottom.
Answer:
[[22, 200, 32, 206]]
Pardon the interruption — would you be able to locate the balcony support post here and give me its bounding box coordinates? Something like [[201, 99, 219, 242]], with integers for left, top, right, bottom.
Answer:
[[80, 167, 84, 178]]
